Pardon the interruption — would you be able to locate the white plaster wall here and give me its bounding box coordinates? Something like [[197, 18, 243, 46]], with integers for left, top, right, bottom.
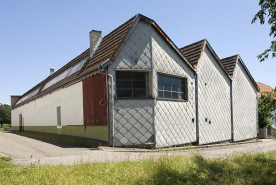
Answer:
[[11, 81, 84, 127], [197, 47, 231, 145], [152, 27, 196, 147], [108, 20, 155, 146], [232, 61, 258, 141]]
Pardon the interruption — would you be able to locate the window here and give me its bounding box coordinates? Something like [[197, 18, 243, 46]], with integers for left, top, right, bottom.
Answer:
[[158, 74, 187, 100], [116, 71, 149, 98], [57, 106, 61, 128], [43, 56, 87, 91]]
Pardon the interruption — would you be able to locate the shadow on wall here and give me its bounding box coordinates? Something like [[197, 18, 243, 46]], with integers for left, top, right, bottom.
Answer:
[[135, 154, 276, 184]]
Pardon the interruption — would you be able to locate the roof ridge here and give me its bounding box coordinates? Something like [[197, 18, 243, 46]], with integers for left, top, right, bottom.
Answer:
[[257, 82, 274, 89], [102, 14, 137, 40], [180, 39, 206, 50], [221, 54, 239, 61]]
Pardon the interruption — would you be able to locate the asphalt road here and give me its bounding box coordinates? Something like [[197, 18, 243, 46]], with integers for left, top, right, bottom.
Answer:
[[0, 131, 276, 166]]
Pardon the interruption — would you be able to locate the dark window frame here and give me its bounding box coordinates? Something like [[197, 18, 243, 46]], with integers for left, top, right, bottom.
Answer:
[[157, 73, 188, 101], [57, 106, 61, 128], [116, 71, 149, 98]]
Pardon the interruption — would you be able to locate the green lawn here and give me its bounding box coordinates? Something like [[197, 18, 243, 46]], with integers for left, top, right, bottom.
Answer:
[[1, 151, 276, 185], [0, 124, 11, 132]]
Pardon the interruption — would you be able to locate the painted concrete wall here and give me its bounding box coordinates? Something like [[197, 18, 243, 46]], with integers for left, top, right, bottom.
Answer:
[[108, 20, 155, 146], [272, 109, 276, 129], [152, 27, 196, 147], [197, 47, 231, 145], [11, 77, 109, 142], [12, 81, 84, 127], [232, 61, 258, 141], [12, 125, 109, 142]]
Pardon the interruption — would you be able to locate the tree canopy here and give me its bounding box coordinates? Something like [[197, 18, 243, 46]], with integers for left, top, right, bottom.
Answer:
[[252, 0, 276, 62], [258, 91, 276, 128], [0, 104, 11, 125]]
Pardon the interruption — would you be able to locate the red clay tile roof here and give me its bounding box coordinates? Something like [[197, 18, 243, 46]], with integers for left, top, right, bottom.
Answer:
[[14, 13, 194, 108], [14, 15, 137, 108], [82, 15, 137, 72], [221, 55, 239, 77], [221, 55, 259, 91], [180, 39, 231, 80], [257, 82, 275, 98]]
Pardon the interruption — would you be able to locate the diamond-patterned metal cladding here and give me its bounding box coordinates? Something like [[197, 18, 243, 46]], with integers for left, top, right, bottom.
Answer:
[[113, 100, 154, 146], [152, 28, 197, 147], [197, 48, 231, 145], [108, 21, 154, 146], [232, 61, 258, 141]]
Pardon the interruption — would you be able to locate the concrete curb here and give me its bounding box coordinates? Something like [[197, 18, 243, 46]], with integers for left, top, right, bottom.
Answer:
[[97, 139, 272, 153]]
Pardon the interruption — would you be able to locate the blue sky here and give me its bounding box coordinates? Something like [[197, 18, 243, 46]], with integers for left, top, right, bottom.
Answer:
[[0, 0, 275, 104]]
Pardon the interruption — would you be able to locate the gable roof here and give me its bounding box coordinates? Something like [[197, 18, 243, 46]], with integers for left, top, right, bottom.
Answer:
[[13, 13, 193, 109], [82, 15, 137, 73], [221, 55, 260, 91], [179, 40, 205, 66], [256, 82, 275, 97], [220, 55, 238, 77], [180, 39, 231, 78]]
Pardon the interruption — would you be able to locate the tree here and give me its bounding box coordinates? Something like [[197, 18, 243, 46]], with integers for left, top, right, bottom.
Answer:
[[0, 104, 11, 127], [252, 0, 276, 62], [258, 91, 276, 128]]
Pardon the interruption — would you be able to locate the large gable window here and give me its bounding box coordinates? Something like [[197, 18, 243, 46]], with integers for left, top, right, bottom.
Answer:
[[116, 71, 149, 98], [158, 74, 188, 100]]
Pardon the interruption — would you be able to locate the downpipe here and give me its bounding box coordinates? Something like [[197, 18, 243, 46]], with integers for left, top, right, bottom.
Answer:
[[98, 66, 114, 147]]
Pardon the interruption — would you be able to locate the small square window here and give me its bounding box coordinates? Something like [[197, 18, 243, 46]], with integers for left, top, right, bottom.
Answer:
[[116, 71, 149, 98]]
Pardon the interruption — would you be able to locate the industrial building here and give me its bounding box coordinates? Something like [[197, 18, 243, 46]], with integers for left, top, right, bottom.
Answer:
[[11, 14, 259, 148]]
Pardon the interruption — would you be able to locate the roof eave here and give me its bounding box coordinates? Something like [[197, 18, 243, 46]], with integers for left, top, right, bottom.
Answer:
[[237, 56, 260, 92], [138, 14, 195, 72], [204, 40, 232, 79]]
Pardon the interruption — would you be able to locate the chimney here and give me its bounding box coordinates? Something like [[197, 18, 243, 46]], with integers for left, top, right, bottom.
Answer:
[[50, 68, 55, 75], [89, 30, 102, 58]]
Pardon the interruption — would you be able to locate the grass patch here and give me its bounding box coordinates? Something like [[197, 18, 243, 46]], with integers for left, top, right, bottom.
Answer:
[[1, 151, 276, 184], [0, 156, 11, 162], [0, 124, 11, 131]]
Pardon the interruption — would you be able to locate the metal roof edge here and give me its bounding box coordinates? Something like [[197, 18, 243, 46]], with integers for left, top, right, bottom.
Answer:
[[138, 13, 196, 72], [110, 14, 140, 62], [12, 63, 101, 110], [204, 40, 232, 80], [237, 55, 260, 92]]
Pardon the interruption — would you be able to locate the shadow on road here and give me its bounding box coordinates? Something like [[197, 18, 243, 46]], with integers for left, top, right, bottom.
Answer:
[[9, 131, 93, 149]]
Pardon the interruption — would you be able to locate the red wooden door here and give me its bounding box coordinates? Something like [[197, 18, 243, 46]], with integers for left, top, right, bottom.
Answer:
[[83, 73, 108, 126]]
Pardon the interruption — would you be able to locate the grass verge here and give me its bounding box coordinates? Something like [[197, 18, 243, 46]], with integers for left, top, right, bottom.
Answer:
[[0, 124, 11, 131], [1, 151, 276, 184]]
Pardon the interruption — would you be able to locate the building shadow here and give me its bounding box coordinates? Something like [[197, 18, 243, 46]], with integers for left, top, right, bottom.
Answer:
[[9, 131, 98, 149]]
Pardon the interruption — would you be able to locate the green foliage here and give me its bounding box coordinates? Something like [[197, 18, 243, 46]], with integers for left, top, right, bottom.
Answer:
[[252, 0, 276, 61], [0, 156, 11, 162], [1, 152, 276, 184], [258, 91, 276, 128], [0, 104, 11, 126]]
